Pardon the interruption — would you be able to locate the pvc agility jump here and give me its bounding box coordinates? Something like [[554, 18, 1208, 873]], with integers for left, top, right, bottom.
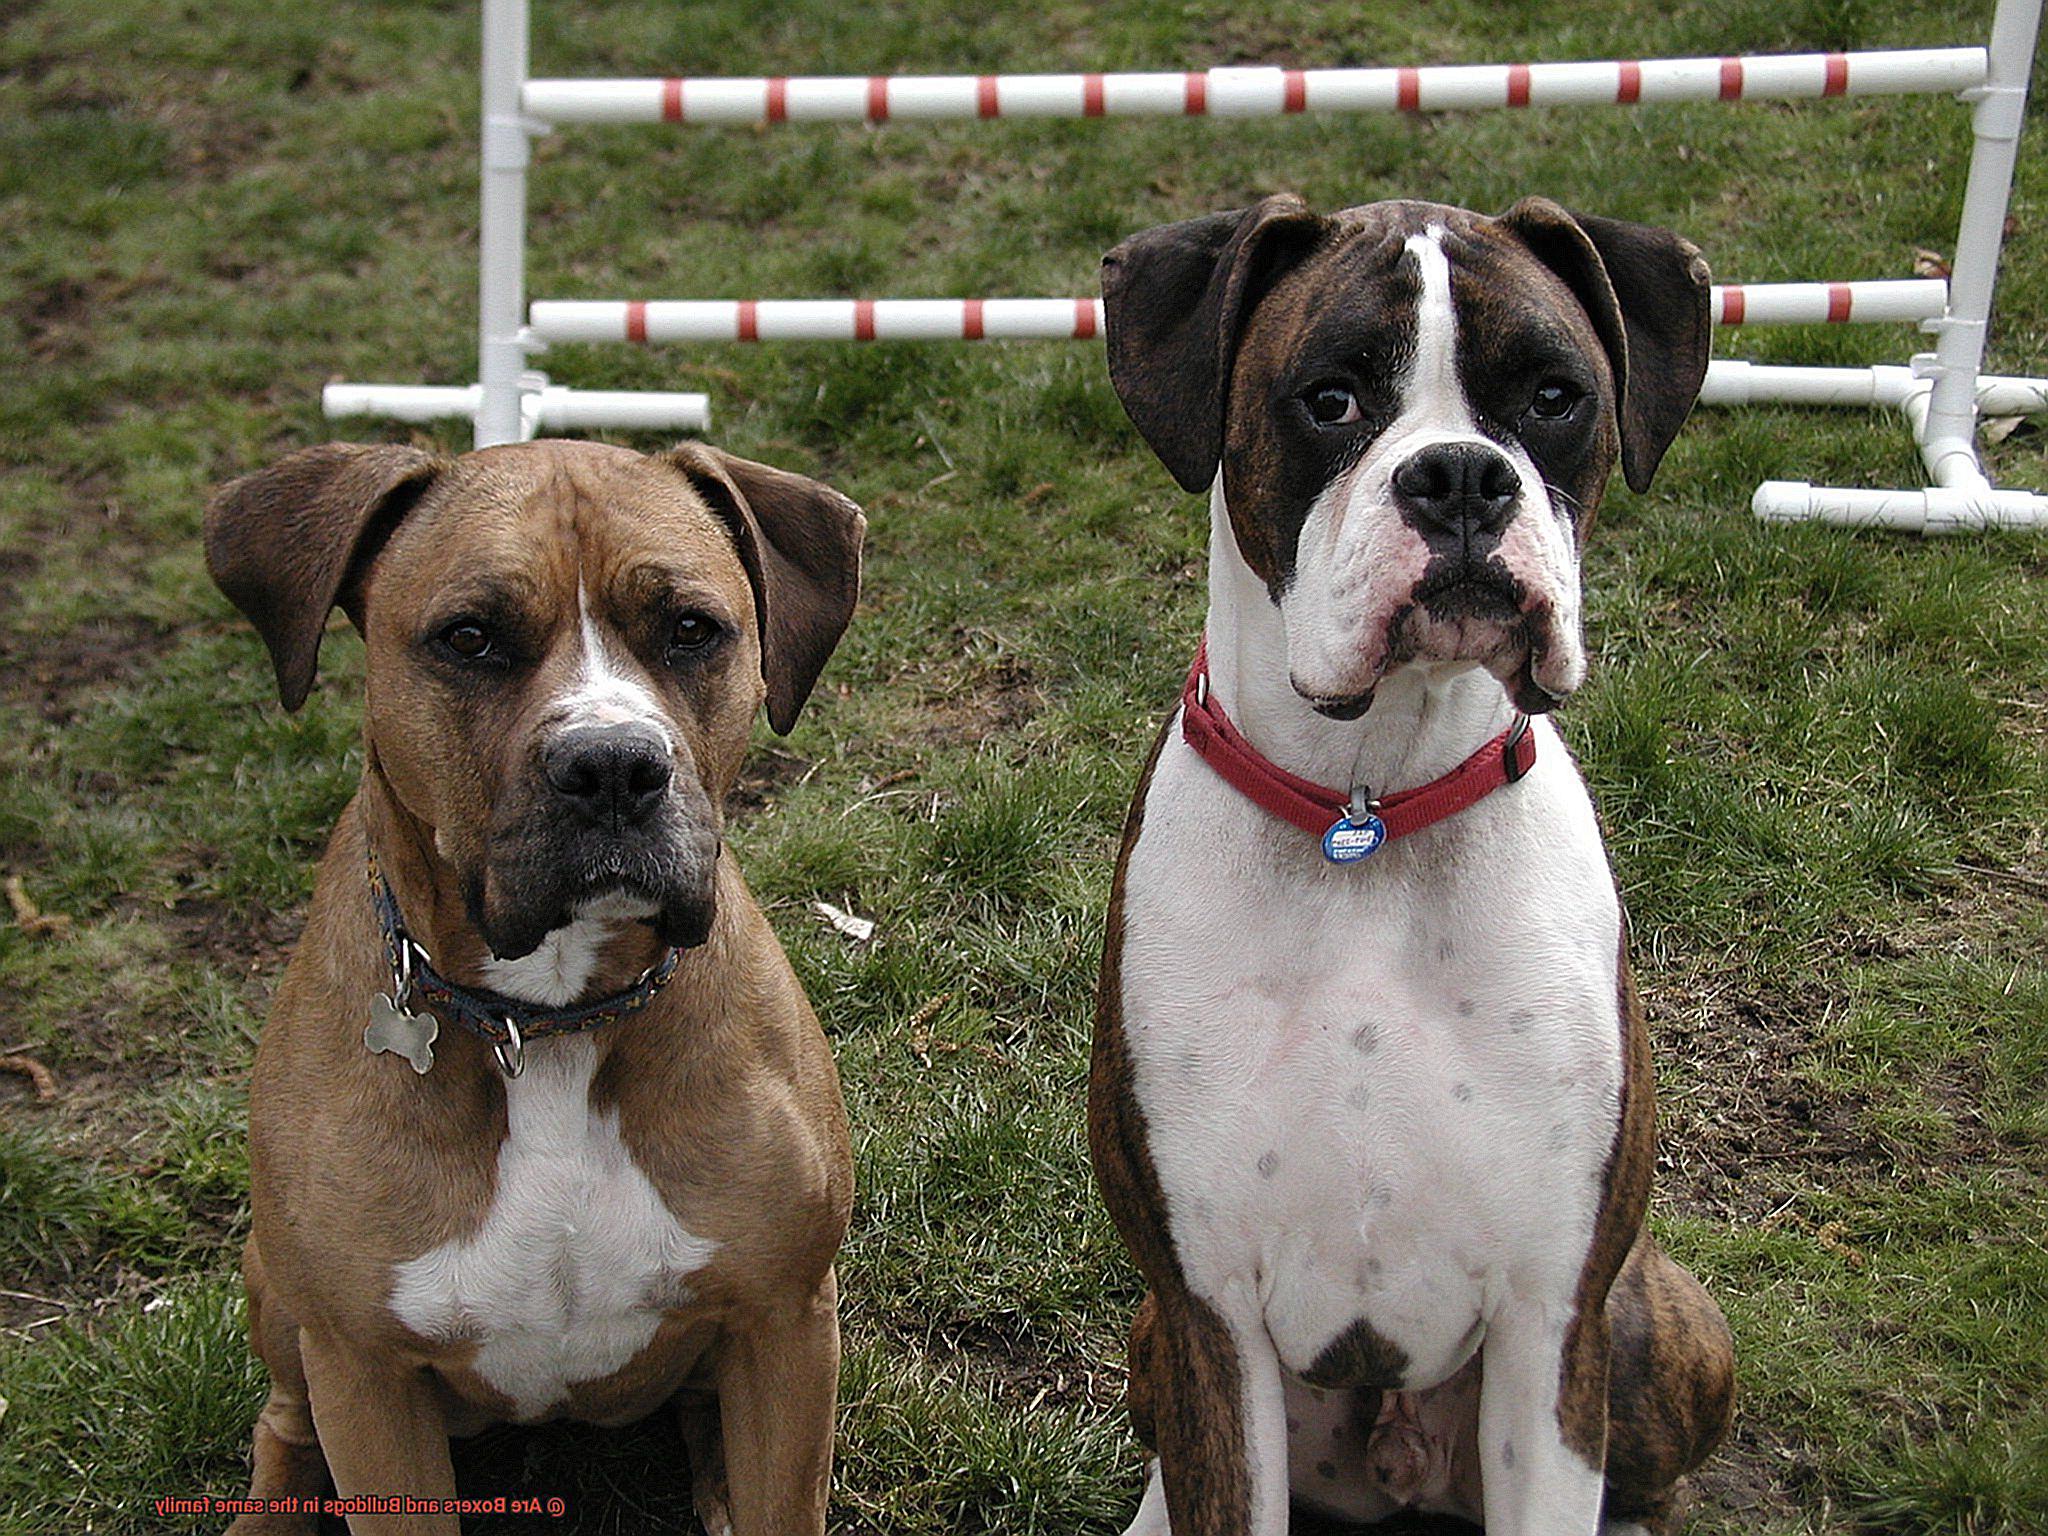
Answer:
[[326, 0, 2048, 532]]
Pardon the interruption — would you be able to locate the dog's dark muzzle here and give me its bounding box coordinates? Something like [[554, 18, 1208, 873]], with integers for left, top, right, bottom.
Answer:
[[474, 730, 724, 960]]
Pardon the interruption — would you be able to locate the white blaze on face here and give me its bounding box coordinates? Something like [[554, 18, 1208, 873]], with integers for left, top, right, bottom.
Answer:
[[1398, 226, 1474, 441], [1280, 224, 1587, 706], [553, 577, 673, 746]]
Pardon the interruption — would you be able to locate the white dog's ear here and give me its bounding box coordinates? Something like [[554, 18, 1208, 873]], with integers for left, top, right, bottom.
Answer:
[[1101, 195, 1327, 494], [1496, 198, 1714, 494], [661, 445, 867, 735], [204, 444, 445, 710]]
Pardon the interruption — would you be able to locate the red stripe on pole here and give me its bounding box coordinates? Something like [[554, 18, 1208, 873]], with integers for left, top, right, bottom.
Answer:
[[1083, 73, 1105, 116], [625, 301, 648, 343], [977, 75, 998, 117], [1720, 286, 1745, 324], [661, 79, 684, 122], [1823, 53, 1849, 96], [1827, 283, 1852, 322], [1397, 67, 1420, 112], [1506, 63, 1531, 106], [854, 300, 877, 340], [1719, 57, 1743, 100], [963, 299, 985, 340], [1284, 69, 1307, 112], [1616, 61, 1642, 103], [867, 76, 889, 121], [766, 77, 788, 122], [1184, 71, 1208, 115], [1073, 299, 1098, 339], [737, 300, 758, 341]]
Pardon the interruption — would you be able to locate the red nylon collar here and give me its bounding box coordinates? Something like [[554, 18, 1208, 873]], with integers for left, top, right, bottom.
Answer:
[[1178, 637, 1536, 856]]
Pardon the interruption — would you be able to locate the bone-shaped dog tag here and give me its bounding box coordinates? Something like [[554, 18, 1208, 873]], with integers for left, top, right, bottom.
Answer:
[[365, 993, 438, 1074]]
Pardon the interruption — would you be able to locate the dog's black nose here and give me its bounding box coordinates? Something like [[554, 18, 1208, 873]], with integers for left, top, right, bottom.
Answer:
[[542, 723, 673, 829], [1391, 442, 1520, 537]]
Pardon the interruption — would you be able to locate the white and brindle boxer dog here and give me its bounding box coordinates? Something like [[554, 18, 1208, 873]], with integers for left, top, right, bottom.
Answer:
[[1088, 197, 1736, 1536], [203, 439, 864, 1535]]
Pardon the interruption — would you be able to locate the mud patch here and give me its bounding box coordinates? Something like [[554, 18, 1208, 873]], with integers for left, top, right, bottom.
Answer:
[[1649, 976, 1880, 1226], [0, 614, 176, 723], [917, 654, 1041, 747], [154, 891, 301, 980], [726, 745, 816, 820]]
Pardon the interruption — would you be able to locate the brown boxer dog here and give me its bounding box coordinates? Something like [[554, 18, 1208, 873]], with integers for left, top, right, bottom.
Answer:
[[204, 439, 864, 1535]]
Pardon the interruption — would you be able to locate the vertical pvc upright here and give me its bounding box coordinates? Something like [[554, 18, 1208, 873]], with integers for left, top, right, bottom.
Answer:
[[476, 0, 532, 448], [1916, 0, 2042, 491]]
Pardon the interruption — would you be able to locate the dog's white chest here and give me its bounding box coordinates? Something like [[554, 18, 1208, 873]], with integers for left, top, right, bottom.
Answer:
[[388, 1037, 717, 1421], [1118, 724, 1623, 1387]]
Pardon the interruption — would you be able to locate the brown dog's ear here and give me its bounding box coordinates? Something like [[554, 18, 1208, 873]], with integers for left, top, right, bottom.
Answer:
[[204, 443, 444, 711], [1101, 195, 1328, 493], [1496, 197, 1713, 494], [661, 445, 867, 735]]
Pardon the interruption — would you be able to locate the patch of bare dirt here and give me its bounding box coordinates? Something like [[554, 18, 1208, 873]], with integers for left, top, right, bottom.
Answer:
[[915, 1312, 1125, 1413], [726, 745, 816, 820], [916, 653, 1041, 747], [1649, 973, 1884, 1227], [1691, 1415, 1821, 1530], [153, 889, 301, 980], [0, 612, 176, 723]]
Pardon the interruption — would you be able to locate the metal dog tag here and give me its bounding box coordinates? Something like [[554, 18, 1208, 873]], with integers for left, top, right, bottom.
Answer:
[[365, 993, 438, 1074], [1321, 812, 1387, 864]]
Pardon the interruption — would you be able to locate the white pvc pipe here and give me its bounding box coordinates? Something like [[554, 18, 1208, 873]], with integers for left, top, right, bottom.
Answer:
[[1711, 279, 1944, 324], [1699, 361, 1906, 408], [524, 48, 1986, 125], [1701, 362, 2048, 410], [529, 283, 1936, 347], [1753, 481, 2048, 530], [1914, 0, 2042, 493], [530, 297, 1105, 343], [477, 0, 534, 448], [324, 381, 711, 435], [325, 383, 485, 423], [529, 387, 712, 432]]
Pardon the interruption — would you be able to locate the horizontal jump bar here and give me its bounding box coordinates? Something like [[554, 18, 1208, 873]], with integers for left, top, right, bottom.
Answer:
[[529, 281, 1947, 344], [524, 48, 1986, 125], [323, 382, 712, 433]]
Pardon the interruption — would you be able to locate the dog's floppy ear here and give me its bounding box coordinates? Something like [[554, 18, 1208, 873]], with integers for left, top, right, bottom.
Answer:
[[662, 444, 866, 735], [1101, 195, 1328, 494], [1496, 197, 1713, 494], [204, 443, 444, 711]]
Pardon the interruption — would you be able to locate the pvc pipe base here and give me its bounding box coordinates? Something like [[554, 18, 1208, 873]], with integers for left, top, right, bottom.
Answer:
[[1752, 480, 2048, 531]]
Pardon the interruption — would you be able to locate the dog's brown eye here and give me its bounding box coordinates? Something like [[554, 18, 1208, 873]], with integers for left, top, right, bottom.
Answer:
[[1529, 381, 1581, 420], [441, 621, 492, 659], [1304, 383, 1362, 427], [668, 613, 718, 656]]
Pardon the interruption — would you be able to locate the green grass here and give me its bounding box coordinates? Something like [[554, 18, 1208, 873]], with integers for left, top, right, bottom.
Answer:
[[3, 0, 2047, 1531]]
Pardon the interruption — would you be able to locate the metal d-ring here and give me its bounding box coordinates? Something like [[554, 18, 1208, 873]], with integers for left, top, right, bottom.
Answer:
[[493, 1017, 526, 1079], [391, 936, 417, 1003]]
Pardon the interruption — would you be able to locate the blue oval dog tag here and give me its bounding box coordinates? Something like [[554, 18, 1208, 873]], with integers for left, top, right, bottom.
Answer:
[[1321, 813, 1387, 864]]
